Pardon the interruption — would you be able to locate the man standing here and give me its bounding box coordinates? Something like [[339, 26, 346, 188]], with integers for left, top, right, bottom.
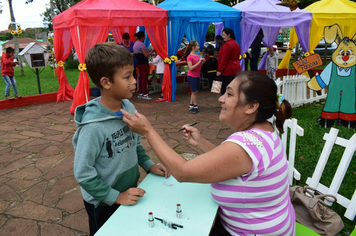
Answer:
[[250, 29, 264, 71]]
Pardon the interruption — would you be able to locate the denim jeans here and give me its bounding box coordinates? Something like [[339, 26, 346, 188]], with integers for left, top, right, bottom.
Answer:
[[2, 75, 18, 96]]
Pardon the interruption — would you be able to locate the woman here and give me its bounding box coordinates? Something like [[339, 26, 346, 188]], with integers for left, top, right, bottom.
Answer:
[[217, 28, 241, 95], [133, 31, 152, 100], [121, 71, 295, 236], [119, 32, 137, 72]]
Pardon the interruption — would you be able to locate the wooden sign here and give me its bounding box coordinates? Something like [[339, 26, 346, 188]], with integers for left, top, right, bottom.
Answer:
[[292, 54, 323, 74]]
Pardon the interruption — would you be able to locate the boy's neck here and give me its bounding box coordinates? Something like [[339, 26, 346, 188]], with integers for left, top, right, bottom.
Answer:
[[98, 95, 123, 113]]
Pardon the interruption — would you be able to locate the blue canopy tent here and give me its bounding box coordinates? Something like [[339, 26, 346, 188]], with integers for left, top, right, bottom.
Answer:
[[157, 0, 242, 101]]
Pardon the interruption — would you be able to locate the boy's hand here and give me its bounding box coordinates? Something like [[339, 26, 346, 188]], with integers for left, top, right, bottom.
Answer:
[[115, 188, 146, 205], [149, 163, 170, 178]]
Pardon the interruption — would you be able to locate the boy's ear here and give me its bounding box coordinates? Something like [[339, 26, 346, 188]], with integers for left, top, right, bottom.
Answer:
[[100, 77, 111, 89], [245, 102, 259, 115]]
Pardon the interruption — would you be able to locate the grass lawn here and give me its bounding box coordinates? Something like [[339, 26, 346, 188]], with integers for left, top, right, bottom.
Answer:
[[0, 65, 92, 99], [291, 101, 356, 235], [1, 65, 356, 234]]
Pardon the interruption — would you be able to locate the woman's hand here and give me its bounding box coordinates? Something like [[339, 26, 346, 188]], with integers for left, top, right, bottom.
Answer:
[[216, 71, 221, 76], [121, 109, 153, 136], [182, 125, 202, 146], [115, 188, 146, 205], [149, 163, 170, 178]]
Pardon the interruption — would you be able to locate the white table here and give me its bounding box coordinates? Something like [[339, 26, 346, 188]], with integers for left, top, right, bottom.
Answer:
[[95, 173, 219, 236]]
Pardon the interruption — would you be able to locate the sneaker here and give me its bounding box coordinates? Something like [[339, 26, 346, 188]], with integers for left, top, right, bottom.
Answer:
[[137, 94, 143, 99], [15, 94, 22, 98], [158, 96, 163, 100], [188, 105, 194, 111], [192, 107, 198, 114], [142, 94, 152, 100], [4, 95, 14, 100]]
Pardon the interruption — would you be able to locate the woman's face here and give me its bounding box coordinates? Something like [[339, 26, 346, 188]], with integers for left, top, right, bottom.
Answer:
[[222, 32, 230, 42], [123, 38, 130, 45], [218, 79, 245, 127]]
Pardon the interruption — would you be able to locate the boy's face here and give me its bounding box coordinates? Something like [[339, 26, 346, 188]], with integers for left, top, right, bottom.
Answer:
[[7, 52, 15, 57], [109, 64, 136, 100]]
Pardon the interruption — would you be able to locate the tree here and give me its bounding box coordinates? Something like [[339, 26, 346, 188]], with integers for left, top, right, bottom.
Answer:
[[6, 0, 24, 76], [25, 0, 81, 30]]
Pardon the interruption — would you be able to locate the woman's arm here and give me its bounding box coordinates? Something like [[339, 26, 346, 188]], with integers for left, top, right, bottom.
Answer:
[[142, 49, 150, 58], [121, 110, 253, 183], [217, 43, 230, 73], [182, 125, 216, 152]]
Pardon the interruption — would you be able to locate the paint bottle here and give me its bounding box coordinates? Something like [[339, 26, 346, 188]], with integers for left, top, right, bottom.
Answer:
[[148, 212, 154, 227], [176, 203, 182, 218]]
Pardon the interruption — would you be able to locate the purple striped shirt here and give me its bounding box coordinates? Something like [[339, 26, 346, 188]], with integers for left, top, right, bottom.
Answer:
[[211, 129, 296, 236]]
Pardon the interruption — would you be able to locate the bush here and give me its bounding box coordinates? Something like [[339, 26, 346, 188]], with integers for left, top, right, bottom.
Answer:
[[65, 58, 79, 70]]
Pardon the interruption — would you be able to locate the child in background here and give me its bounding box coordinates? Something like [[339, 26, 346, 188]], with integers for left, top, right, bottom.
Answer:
[[201, 47, 218, 89], [73, 43, 169, 236], [183, 40, 206, 114], [1, 47, 21, 99], [151, 52, 165, 100], [265, 45, 278, 80]]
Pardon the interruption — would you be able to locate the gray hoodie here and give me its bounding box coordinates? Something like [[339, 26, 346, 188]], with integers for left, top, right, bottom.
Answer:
[[73, 97, 154, 207]]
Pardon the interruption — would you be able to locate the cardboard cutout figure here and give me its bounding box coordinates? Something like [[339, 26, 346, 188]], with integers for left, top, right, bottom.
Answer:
[[307, 24, 356, 128]]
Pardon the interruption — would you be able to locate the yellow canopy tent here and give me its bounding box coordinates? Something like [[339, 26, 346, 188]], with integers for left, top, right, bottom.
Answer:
[[279, 0, 356, 69]]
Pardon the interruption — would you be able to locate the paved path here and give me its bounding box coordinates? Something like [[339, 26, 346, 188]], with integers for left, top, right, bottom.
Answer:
[[0, 83, 230, 235]]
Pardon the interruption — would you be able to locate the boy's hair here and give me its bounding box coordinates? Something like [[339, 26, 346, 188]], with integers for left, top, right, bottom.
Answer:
[[85, 42, 133, 88], [6, 47, 15, 54]]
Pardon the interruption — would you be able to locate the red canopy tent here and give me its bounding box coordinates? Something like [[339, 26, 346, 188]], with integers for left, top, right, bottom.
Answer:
[[52, 0, 169, 114]]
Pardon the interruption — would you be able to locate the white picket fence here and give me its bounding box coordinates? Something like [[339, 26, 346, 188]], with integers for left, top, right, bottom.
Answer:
[[275, 75, 327, 108], [306, 128, 356, 221]]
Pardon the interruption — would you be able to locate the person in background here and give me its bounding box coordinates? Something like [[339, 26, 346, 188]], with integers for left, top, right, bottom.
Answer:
[[201, 47, 218, 89], [250, 29, 264, 71], [73, 42, 169, 236], [266, 45, 279, 80], [215, 35, 224, 52], [121, 71, 295, 236], [216, 28, 241, 95], [120, 32, 137, 74], [215, 34, 224, 51], [151, 51, 165, 100], [133, 31, 152, 100], [244, 51, 250, 71], [183, 40, 206, 114], [1, 47, 21, 100]]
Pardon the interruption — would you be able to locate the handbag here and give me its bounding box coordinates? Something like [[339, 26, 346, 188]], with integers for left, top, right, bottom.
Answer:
[[211, 80, 222, 94], [289, 185, 344, 236]]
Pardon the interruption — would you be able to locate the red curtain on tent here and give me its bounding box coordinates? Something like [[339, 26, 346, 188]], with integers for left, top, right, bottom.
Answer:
[[146, 26, 171, 101], [111, 26, 137, 44], [69, 26, 111, 114], [54, 28, 74, 102], [52, 0, 169, 114]]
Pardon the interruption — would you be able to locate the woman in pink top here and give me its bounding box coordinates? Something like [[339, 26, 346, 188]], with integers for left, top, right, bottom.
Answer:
[[183, 41, 206, 114], [121, 71, 295, 236]]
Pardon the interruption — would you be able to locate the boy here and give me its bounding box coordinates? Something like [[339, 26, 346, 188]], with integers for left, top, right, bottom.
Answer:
[[73, 42, 169, 236], [201, 47, 218, 89], [265, 45, 278, 80], [1, 47, 21, 99]]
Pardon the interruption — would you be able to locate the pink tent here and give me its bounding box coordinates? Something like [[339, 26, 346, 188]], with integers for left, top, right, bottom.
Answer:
[[53, 0, 169, 114]]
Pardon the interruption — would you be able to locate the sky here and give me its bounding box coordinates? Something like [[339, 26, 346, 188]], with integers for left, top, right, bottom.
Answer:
[[0, 0, 48, 31]]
